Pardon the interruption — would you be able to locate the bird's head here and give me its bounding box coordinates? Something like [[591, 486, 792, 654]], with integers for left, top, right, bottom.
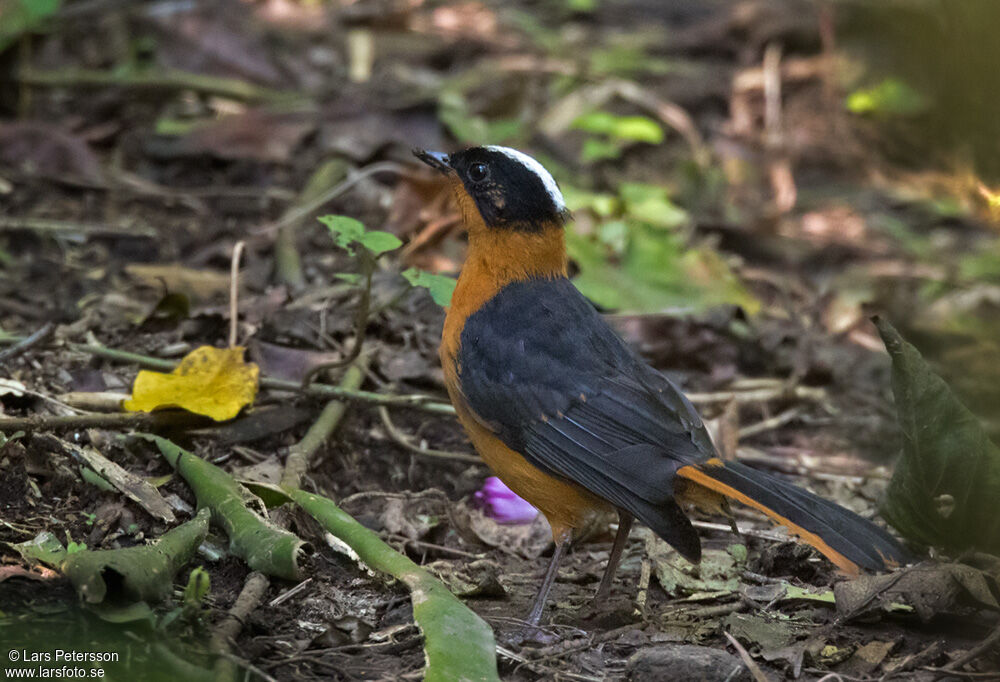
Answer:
[[414, 146, 569, 233]]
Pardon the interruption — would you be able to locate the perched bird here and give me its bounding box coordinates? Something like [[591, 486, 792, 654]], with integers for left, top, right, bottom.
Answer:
[[415, 145, 907, 624]]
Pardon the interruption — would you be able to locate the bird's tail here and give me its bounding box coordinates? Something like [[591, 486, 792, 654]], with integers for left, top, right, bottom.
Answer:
[[676, 459, 907, 574]]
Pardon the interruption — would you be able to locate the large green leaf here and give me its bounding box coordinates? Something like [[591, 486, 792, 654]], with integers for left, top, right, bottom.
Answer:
[[566, 222, 759, 314], [875, 317, 1000, 554]]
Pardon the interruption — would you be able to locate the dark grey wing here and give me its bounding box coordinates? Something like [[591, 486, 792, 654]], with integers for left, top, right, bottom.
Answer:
[[457, 277, 717, 560]]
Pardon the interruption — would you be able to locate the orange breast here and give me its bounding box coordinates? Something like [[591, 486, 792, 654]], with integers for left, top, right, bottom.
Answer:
[[446, 376, 608, 542], [439, 204, 607, 542]]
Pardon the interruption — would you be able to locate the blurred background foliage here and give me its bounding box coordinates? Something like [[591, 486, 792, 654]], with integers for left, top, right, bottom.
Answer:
[[0, 0, 998, 427]]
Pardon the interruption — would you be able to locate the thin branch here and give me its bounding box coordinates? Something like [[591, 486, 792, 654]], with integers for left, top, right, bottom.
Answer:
[[8, 338, 454, 414], [210, 572, 271, 681], [252, 162, 405, 238], [738, 406, 804, 439], [687, 385, 827, 405], [0, 410, 209, 432], [0, 216, 157, 238], [378, 406, 481, 464], [229, 240, 246, 348], [0, 322, 55, 365], [17, 67, 303, 103]]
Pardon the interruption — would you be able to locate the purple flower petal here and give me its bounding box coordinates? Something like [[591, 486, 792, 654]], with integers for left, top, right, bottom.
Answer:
[[473, 476, 538, 524]]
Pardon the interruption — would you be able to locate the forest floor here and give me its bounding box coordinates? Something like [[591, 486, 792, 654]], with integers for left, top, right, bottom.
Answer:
[[1, 0, 999, 680]]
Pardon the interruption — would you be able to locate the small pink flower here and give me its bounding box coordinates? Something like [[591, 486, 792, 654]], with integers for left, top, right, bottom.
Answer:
[[473, 477, 538, 524]]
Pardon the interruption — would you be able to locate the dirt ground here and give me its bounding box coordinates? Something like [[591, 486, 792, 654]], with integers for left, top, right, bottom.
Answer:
[[1, 0, 999, 680]]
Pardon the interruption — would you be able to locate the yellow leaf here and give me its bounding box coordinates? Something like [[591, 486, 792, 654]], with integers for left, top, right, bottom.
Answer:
[[123, 346, 259, 421]]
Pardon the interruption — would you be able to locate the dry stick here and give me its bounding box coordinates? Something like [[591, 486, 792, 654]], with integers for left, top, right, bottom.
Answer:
[[251, 162, 405, 238], [691, 520, 788, 543], [0, 321, 55, 365], [16, 67, 302, 103], [686, 385, 826, 406], [229, 240, 245, 348], [378, 406, 481, 464], [0, 216, 157, 238], [0, 410, 208, 432], [738, 406, 804, 439], [724, 631, 772, 682], [210, 571, 271, 681]]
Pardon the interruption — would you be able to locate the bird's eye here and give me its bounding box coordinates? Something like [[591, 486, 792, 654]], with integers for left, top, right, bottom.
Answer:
[[468, 162, 490, 183]]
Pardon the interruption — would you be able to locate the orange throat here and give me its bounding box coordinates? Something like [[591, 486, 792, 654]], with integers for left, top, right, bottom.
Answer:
[[440, 181, 567, 365]]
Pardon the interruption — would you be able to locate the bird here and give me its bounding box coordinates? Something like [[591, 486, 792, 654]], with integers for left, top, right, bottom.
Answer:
[[413, 145, 908, 625]]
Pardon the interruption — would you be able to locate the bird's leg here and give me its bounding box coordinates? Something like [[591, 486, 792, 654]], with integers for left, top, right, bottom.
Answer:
[[526, 540, 568, 626], [595, 511, 634, 602], [722, 499, 742, 537]]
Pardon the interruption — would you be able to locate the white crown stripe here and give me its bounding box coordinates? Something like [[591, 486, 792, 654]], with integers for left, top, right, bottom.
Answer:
[[483, 145, 566, 213]]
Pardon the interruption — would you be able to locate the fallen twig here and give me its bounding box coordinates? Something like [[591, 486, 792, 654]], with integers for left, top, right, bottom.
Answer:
[[739, 406, 804, 439], [724, 631, 772, 682], [228, 241, 246, 348], [0, 410, 208, 432], [942, 620, 1000, 672], [210, 571, 271, 681], [687, 385, 827, 406], [0, 322, 55, 365], [16, 67, 303, 103], [0, 216, 157, 238], [252, 161, 405, 238], [378, 406, 481, 464]]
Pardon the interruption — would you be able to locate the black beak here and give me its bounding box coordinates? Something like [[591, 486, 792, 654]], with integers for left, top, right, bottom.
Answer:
[[413, 148, 451, 174]]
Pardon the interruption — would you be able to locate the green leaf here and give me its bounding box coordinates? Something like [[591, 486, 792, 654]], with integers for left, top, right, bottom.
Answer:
[[357, 230, 402, 256], [320, 215, 401, 257], [566, 221, 759, 314], [334, 273, 361, 285], [402, 268, 457, 307], [0, 0, 61, 53], [846, 78, 927, 116], [183, 566, 211, 607], [572, 111, 664, 145], [11, 531, 67, 566], [571, 111, 618, 135], [581, 138, 623, 162], [319, 215, 365, 254], [611, 116, 664, 143], [874, 317, 1000, 554], [561, 186, 619, 217], [61, 509, 210, 604], [619, 183, 689, 229]]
